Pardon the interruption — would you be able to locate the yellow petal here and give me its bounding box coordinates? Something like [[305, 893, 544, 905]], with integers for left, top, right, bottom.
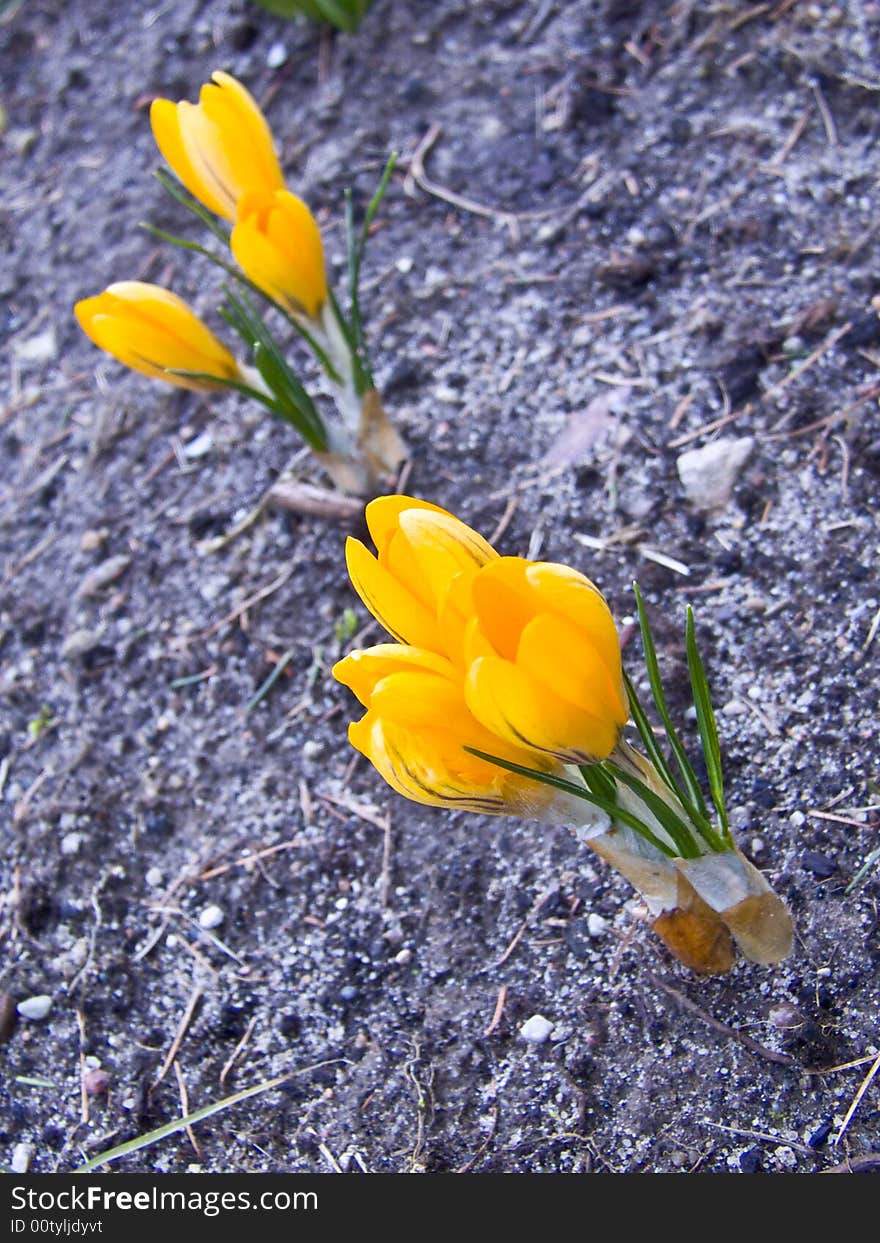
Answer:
[[370, 671, 481, 737], [150, 98, 232, 218], [348, 713, 509, 813], [517, 612, 628, 724], [332, 644, 454, 708], [437, 571, 480, 668], [74, 283, 237, 390], [202, 71, 284, 197], [525, 562, 624, 701], [231, 191, 326, 317], [150, 71, 284, 221], [471, 557, 541, 660], [466, 654, 620, 763], [345, 537, 443, 651], [398, 508, 497, 604], [364, 495, 453, 559]]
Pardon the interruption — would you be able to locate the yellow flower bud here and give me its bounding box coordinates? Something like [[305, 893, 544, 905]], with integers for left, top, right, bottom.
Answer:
[[333, 644, 555, 815], [231, 189, 328, 319], [150, 70, 285, 221], [74, 282, 239, 390]]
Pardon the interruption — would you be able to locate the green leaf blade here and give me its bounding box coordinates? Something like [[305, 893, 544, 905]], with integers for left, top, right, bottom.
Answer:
[[685, 606, 731, 844]]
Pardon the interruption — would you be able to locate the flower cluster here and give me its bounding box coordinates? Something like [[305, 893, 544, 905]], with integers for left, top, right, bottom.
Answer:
[[334, 497, 794, 974], [75, 71, 404, 494], [334, 496, 628, 812]]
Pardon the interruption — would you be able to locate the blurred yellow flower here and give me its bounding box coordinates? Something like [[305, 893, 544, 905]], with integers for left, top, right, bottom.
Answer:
[[150, 70, 284, 221], [74, 281, 239, 390], [333, 644, 555, 814], [231, 189, 328, 319]]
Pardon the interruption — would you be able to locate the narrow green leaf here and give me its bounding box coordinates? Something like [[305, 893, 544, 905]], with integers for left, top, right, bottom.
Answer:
[[605, 764, 706, 859], [161, 368, 288, 420], [632, 582, 710, 821], [685, 606, 731, 844], [139, 222, 215, 257], [622, 670, 683, 799], [223, 287, 328, 449], [464, 747, 677, 858], [343, 152, 398, 393], [77, 1073, 293, 1172], [580, 761, 617, 804], [359, 151, 398, 256]]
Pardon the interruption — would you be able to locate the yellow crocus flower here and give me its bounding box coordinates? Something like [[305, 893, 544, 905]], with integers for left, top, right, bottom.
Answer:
[[231, 189, 328, 320], [74, 282, 239, 390], [333, 644, 556, 815], [338, 494, 628, 785], [150, 70, 285, 221]]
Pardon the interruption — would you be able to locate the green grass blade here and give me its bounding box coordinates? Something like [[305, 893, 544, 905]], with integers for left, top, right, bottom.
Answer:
[[606, 765, 707, 858], [846, 846, 880, 895], [77, 1073, 293, 1172], [464, 747, 677, 858], [632, 582, 710, 821], [223, 288, 327, 449], [622, 670, 683, 799], [686, 606, 731, 844], [253, 342, 326, 449]]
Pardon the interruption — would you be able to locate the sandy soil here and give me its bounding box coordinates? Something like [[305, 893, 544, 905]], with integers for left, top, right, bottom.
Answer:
[[1, 0, 879, 1174]]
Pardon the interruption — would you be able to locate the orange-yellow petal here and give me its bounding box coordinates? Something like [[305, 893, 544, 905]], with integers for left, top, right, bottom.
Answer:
[[332, 644, 454, 708], [516, 612, 628, 724], [524, 562, 624, 701], [465, 654, 620, 764], [345, 537, 443, 651], [231, 190, 326, 317], [471, 557, 541, 660]]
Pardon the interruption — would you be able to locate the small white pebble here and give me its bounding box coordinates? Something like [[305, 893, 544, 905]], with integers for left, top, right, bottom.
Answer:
[[17, 995, 52, 1021], [181, 431, 213, 459], [587, 913, 609, 937], [750, 837, 765, 855], [145, 866, 164, 888], [266, 41, 287, 68], [60, 832, 83, 856], [393, 948, 412, 966], [198, 905, 225, 931], [301, 739, 323, 761], [11, 1142, 35, 1173], [519, 1014, 553, 1044]]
